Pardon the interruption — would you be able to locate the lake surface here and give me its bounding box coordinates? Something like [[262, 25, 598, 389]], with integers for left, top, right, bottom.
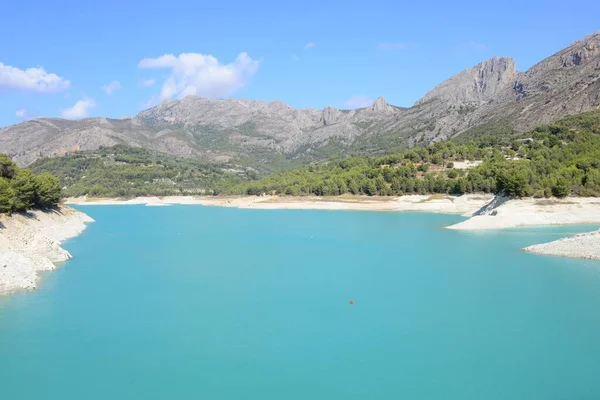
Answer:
[[2, 206, 600, 399]]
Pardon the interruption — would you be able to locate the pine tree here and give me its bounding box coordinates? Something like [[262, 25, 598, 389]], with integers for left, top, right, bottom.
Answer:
[[0, 154, 17, 180], [0, 178, 15, 214], [35, 173, 62, 208], [10, 169, 37, 211]]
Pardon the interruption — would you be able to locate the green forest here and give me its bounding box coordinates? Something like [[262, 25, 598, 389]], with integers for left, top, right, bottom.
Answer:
[[29, 111, 600, 200], [0, 154, 61, 214]]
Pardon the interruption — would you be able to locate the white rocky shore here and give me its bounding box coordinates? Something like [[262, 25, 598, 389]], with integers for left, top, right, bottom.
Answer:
[[446, 196, 600, 260], [524, 230, 600, 260], [447, 197, 600, 230], [0, 206, 94, 294], [66, 194, 494, 214]]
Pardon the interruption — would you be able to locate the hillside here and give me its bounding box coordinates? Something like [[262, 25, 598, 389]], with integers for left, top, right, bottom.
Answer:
[[1, 32, 599, 171], [226, 111, 600, 198], [30, 145, 244, 197]]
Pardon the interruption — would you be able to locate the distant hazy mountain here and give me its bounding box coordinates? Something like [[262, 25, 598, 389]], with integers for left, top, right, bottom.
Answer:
[[1, 31, 599, 170]]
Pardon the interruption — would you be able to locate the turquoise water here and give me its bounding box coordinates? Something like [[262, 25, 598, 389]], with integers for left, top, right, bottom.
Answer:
[[2, 206, 600, 399]]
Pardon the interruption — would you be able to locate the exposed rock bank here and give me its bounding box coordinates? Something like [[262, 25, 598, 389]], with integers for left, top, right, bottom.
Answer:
[[447, 196, 600, 260], [524, 230, 600, 260], [0, 206, 93, 294], [448, 197, 600, 230]]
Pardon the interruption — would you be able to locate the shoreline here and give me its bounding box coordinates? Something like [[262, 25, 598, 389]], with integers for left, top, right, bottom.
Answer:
[[65, 194, 600, 229], [66, 194, 600, 261], [0, 206, 94, 295], [65, 194, 494, 215], [2, 195, 597, 296]]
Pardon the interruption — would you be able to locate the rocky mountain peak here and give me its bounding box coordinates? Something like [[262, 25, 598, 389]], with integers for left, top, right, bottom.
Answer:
[[370, 96, 394, 114], [321, 106, 341, 126], [267, 100, 291, 111], [511, 31, 600, 103], [416, 56, 517, 105], [559, 31, 600, 67]]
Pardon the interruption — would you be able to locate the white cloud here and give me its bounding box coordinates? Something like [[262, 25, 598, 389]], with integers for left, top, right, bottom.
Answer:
[[61, 98, 96, 119], [138, 52, 260, 100], [304, 42, 316, 50], [467, 40, 487, 51], [0, 62, 70, 92], [140, 78, 156, 87], [15, 109, 38, 121], [291, 54, 301, 62], [377, 42, 409, 50], [343, 95, 373, 109], [101, 80, 121, 95]]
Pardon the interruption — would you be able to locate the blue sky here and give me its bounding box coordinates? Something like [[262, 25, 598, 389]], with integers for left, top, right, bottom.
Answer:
[[0, 0, 599, 126]]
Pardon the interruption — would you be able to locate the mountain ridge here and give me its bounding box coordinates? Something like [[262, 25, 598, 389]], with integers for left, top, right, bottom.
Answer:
[[1, 31, 599, 170]]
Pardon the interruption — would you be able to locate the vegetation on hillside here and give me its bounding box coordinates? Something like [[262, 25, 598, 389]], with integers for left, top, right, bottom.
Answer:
[[30, 145, 245, 198], [0, 154, 61, 214], [225, 111, 600, 198]]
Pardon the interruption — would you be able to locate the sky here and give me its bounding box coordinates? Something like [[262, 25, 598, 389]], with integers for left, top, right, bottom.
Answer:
[[0, 0, 599, 127]]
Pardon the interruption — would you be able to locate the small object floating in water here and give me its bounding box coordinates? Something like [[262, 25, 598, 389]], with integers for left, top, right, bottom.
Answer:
[[349, 300, 354, 305]]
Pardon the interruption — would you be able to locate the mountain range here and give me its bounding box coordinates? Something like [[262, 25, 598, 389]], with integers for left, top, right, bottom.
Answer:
[[1, 31, 599, 171]]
